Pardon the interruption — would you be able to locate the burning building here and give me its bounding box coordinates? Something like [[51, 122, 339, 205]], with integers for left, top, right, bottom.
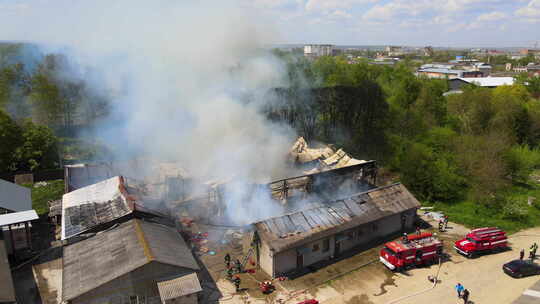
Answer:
[[61, 175, 168, 241], [247, 183, 420, 277]]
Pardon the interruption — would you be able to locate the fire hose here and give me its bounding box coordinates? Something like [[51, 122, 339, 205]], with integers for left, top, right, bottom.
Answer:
[[385, 257, 443, 304]]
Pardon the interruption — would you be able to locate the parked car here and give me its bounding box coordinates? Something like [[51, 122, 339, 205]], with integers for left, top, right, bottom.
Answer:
[[503, 260, 540, 278]]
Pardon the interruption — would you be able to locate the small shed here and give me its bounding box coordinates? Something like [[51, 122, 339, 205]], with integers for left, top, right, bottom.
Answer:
[[0, 210, 38, 255], [157, 272, 202, 304]]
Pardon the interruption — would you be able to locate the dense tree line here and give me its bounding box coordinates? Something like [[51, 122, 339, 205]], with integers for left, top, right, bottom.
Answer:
[[0, 43, 110, 172], [273, 55, 540, 213]]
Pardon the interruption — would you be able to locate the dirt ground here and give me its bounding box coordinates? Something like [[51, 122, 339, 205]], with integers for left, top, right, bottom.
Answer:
[[215, 216, 540, 304], [32, 258, 62, 304]]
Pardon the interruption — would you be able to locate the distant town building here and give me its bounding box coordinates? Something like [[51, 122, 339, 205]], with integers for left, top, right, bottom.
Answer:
[[416, 68, 483, 79], [423, 46, 434, 57], [304, 44, 334, 58], [448, 77, 515, 91], [386, 46, 404, 57], [513, 64, 540, 76]]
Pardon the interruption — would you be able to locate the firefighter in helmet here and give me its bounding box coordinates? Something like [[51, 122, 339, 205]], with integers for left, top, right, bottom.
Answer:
[[233, 275, 241, 292]]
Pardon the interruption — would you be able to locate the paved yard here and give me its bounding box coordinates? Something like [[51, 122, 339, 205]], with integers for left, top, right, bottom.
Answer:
[[215, 217, 540, 304]]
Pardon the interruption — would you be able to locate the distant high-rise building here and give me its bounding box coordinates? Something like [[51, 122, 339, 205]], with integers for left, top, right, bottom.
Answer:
[[304, 44, 334, 58]]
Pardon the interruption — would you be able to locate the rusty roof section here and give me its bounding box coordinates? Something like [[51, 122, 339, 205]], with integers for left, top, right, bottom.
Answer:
[[62, 219, 198, 301], [255, 183, 420, 253]]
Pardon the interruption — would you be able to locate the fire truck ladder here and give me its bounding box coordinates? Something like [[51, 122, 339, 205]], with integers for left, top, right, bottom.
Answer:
[[241, 248, 254, 268]]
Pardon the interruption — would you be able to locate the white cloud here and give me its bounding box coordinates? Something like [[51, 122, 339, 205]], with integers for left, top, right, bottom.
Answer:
[[305, 0, 374, 12], [476, 11, 507, 22], [516, 0, 540, 20]]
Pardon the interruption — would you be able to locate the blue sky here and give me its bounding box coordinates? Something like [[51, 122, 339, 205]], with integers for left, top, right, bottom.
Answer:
[[0, 0, 538, 48], [248, 0, 540, 47]]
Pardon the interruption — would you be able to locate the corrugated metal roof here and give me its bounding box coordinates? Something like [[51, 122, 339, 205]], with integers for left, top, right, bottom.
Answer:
[[0, 179, 32, 212], [61, 176, 134, 240], [458, 77, 514, 87], [157, 273, 202, 301], [0, 209, 38, 226], [62, 219, 199, 301], [418, 68, 465, 74], [0, 240, 15, 303], [255, 183, 420, 252]]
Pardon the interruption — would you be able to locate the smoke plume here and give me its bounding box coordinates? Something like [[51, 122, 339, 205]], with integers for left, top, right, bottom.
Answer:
[[0, 0, 301, 223]]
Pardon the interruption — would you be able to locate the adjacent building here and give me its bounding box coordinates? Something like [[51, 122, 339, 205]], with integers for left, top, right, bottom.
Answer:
[[62, 218, 201, 304], [0, 179, 36, 256], [0, 179, 32, 214], [248, 183, 420, 278]]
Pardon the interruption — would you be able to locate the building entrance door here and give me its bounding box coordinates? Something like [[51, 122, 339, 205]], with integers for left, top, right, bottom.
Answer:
[[296, 254, 304, 269], [335, 241, 341, 256]]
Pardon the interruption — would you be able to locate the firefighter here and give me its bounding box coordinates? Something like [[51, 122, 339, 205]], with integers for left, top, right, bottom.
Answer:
[[520, 249, 525, 260], [416, 226, 421, 235], [226, 268, 234, 281], [438, 220, 444, 232], [235, 259, 243, 273], [531, 243, 538, 260], [233, 275, 241, 292], [443, 216, 449, 229], [402, 233, 408, 243], [224, 253, 231, 268]]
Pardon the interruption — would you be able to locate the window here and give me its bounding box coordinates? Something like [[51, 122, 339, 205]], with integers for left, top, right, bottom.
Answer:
[[322, 239, 330, 252], [312, 243, 320, 252], [347, 231, 354, 240], [356, 228, 363, 240], [372, 223, 378, 231]]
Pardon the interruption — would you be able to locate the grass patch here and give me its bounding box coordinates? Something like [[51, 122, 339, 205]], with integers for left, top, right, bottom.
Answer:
[[23, 180, 64, 216], [424, 179, 540, 234]]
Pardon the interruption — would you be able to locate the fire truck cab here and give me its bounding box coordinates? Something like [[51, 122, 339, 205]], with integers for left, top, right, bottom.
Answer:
[[379, 232, 443, 271], [454, 227, 508, 258]]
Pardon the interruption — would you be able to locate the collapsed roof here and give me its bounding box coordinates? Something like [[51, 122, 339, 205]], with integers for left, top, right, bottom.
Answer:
[[255, 183, 420, 253], [61, 176, 165, 240], [289, 137, 367, 174]]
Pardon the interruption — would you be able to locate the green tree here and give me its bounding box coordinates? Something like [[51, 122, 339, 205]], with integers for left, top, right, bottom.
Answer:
[[504, 145, 540, 183], [14, 120, 58, 171], [0, 109, 22, 171]]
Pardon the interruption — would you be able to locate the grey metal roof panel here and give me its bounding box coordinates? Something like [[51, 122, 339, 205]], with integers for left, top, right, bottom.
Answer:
[[138, 220, 199, 271], [62, 219, 198, 301], [0, 179, 31, 212], [157, 273, 202, 300], [255, 183, 420, 252], [0, 209, 38, 226]]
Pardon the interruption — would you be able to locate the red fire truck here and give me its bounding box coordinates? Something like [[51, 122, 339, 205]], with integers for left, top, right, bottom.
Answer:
[[379, 232, 443, 271], [454, 227, 508, 258]]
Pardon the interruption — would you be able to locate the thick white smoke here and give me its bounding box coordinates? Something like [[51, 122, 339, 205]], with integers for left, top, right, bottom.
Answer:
[[0, 0, 301, 223]]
